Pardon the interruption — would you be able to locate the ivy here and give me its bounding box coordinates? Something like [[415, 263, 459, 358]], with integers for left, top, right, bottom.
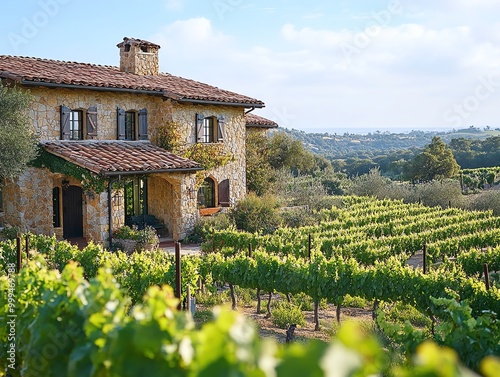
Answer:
[[154, 118, 234, 186], [30, 147, 108, 193]]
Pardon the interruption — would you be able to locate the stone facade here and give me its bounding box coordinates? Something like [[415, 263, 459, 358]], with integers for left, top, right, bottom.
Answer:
[[3, 168, 54, 235], [2, 85, 248, 244]]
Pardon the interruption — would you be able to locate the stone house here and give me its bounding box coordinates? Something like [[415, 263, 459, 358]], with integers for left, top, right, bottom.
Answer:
[[0, 37, 276, 245]]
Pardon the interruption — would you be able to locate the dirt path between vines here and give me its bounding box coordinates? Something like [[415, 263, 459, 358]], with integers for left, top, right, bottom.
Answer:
[[237, 303, 374, 344]]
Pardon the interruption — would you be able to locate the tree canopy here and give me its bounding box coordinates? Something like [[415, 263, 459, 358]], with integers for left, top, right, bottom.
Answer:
[[0, 84, 38, 180], [405, 136, 460, 181]]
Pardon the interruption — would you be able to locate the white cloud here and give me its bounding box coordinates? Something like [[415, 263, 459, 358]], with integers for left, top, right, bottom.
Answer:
[[151, 12, 500, 131]]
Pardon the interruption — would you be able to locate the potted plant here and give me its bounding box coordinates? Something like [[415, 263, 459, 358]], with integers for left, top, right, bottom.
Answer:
[[113, 225, 140, 254], [137, 225, 159, 251]]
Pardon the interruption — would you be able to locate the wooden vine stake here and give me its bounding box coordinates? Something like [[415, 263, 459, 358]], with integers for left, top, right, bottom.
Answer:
[[16, 236, 22, 273], [229, 284, 237, 310], [175, 241, 182, 310], [314, 300, 320, 331], [483, 263, 490, 291], [25, 233, 30, 260], [265, 292, 272, 318], [423, 243, 427, 274]]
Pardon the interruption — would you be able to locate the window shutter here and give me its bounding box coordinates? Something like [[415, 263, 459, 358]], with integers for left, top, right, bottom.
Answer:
[[86, 106, 98, 139], [117, 107, 126, 140], [60, 105, 71, 140], [195, 113, 204, 143], [217, 115, 226, 142], [138, 108, 148, 140], [218, 179, 230, 207]]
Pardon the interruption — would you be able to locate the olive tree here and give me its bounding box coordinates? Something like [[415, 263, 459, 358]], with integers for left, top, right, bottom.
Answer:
[[0, 84, 38, 180]]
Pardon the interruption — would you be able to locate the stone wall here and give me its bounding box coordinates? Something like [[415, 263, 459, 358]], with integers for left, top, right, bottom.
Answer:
[[148, 173, 198, 240], [3, 168, 53, 235], [167, 103, 247, 204]]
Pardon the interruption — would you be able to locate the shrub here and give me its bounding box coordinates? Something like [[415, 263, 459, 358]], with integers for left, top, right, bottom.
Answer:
[[412, 179, 465, 208], [280, 207, 318, 228], [185, 213, 235, 244], [271, 300, 306, 329], [0, 226, 20, 241], [347, 168, 392, 198], [465, 190, 500, 216], [229, 193, 282, 234], [291, 292, 313, 311]]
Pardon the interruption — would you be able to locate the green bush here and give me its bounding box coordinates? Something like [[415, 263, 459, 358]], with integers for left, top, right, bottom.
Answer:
[[229, 193, 282, 235], [343, 294, 369, 308], [381, 301, 432, 328], [0, 226, 20, 240], [280, 207, 318, 228], [271, 300, 306, 329], [185, 213, 235, 244], [292, 292, 313, 311]]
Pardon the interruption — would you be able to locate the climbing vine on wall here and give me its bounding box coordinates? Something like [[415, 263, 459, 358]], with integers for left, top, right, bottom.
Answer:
[[30, 147, 108, 193], [154, 120, 182, 153], [183, 143, 234, 185], [154, 119, 234, 186]]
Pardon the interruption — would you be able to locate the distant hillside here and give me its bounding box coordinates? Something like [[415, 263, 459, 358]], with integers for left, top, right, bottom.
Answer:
[[276, 126, 500, 158]]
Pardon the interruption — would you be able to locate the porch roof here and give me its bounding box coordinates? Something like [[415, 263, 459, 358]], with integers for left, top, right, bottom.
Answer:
[[245, 113, 278, 128], [42, 140, 202, 176]]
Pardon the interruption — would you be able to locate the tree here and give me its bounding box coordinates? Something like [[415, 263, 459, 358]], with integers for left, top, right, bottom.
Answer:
[[405, 136, 460, 181], [0, 84, 38, 180], [268, 131, 315, 175], [246, 131, 274, 195]]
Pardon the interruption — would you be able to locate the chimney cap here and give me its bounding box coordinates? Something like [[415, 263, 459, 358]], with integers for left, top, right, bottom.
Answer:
[[117, 37, 160, 50]]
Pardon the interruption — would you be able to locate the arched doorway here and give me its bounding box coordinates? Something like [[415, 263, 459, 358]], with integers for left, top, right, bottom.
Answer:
[[63, 185, 83, 238]]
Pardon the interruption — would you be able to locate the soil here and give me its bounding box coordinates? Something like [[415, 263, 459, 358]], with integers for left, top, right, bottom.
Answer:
[[237, 302, 374, 344]]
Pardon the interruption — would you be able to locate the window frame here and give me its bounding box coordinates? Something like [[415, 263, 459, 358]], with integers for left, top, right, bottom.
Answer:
[[197, 177, 216, 208], [125, 111, 137, 141], [69, 110, 83, 140], [124, 177, 148, 221], [202, 117, 215, 143]]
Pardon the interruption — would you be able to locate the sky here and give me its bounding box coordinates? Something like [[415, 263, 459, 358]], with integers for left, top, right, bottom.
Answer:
[[1, 0, 500, 134]]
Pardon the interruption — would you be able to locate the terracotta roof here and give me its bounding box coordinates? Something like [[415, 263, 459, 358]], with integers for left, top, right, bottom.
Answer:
[[42, 140, 201, 175], [245, 113, 278, 128], [0, 55, 264, 107]]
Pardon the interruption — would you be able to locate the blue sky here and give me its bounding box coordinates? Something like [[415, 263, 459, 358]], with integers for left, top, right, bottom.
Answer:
[[1, 0, 500, 134]]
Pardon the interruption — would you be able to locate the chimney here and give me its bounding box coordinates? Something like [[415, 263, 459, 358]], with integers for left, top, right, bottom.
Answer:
[[117, 37, 160, 76]]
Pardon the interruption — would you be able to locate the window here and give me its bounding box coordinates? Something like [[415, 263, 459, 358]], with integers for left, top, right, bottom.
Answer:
[[60, 105, 98, 140], [197, 177, 215, 208], [69, 110, 83, 140], [125, 111, 136, 140], [196, 114, 225, 143], [117, 107, 148, 140], [203, 117, 215, 143], [125, 177, 148, 221], [52, 187, 61, 227]]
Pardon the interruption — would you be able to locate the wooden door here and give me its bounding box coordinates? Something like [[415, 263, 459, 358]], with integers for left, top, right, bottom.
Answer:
[[63, 185, 83, 238]]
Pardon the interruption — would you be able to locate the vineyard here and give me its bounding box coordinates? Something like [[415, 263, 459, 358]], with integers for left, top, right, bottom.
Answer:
[[1, 196, 500, 376]]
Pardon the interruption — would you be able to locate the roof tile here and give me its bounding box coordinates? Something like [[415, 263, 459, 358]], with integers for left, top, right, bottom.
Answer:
[[0, 55, 264, 106], [245, 113, 278, 128], [42, 140, 201, 175]]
